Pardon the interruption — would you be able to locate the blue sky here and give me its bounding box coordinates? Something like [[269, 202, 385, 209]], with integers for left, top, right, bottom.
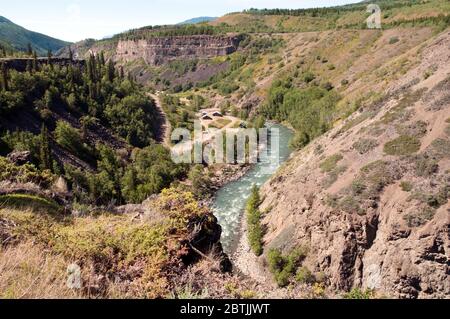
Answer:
[[1, 0, 358, 42]]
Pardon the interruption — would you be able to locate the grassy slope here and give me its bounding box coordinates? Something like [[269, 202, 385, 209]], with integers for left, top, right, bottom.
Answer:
[[211, 0, 450, 31]]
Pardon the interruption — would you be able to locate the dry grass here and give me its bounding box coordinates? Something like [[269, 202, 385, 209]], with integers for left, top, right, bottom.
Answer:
[[0, 187, 224, 299], [0, 242, 80, 299]]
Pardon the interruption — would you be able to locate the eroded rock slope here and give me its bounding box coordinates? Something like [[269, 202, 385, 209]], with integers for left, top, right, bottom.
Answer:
[[259, 30, 450, 299]]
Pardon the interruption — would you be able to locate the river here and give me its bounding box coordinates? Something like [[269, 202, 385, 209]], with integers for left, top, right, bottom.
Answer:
[[212, 124, 294, 253]]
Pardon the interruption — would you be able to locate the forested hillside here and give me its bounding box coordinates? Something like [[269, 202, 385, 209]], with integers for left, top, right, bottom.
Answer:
[[0, 16, 69, 56]]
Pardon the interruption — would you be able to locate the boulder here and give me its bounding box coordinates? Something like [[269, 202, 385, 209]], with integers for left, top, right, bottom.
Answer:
[[7, 151, 31, 165]]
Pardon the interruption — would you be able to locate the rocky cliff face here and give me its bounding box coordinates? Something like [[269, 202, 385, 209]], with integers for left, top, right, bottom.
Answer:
[[115, 35, 241, 65], [258, 31, 450, 299]]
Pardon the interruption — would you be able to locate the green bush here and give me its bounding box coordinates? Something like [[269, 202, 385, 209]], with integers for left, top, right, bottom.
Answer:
[[413, 154, 439, 177], [404, 206, 436, 228], [320, 154, 344, 172], [430, 138, 450, 159], [267, 247, 308, 287], [188, 164, 212, 198], [344, 288, 375, 299], [384, 135, 421, 156], [400, 181, 413, 192], [389, 37, 400, 44], [0, 156, 54, 187], [1, 130, 40, 161], [303, 72, 315, 83], [54, 121, 94, 163], [296, 266, 315, 284], [353, 138, 379, 154], [217, 81, 239, 95], [338, 195, 363, 215]]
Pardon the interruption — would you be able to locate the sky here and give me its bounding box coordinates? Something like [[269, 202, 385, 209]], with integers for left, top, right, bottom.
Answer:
[[1, 0, 359, 42]]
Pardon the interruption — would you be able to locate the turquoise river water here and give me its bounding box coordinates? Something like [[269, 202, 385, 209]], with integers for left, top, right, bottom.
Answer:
[[212, 124, 294, 253]]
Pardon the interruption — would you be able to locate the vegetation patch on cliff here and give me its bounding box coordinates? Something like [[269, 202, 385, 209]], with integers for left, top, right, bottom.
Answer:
[[246, 185, 264, 256]]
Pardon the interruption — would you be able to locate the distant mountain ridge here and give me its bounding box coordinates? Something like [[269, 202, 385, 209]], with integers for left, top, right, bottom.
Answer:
[[0, 16, 70, 56], [178, 16, 217, 25]]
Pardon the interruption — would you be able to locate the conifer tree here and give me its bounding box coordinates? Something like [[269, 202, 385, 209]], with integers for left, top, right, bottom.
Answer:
[[27, 43, 33, 56], [47, 49, 53, 70], [87, 54, 94, 82], [32, 51, 38, 71], [26, 59, 33, 73], [100, 51, 105, 66], [1, 63, 8, 91], [107, 59, 115, 82], [39, 124, 52, 171]]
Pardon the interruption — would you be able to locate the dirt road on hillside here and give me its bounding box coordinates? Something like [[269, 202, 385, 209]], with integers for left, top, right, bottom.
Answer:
[[148, 93, 172, 147]]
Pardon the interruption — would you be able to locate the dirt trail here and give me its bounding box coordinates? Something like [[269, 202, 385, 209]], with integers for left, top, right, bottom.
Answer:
[[148, 93, 172, 147]]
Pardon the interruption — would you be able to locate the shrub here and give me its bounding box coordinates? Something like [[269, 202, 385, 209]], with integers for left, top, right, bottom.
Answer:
[[1, 131, 40, 162], [445, 125, 450, 137], [0, 156, 54, 187], [413, 154, 439, 177], [322, 165, 347, 188], [0, 208, 171, 298], [55, 121, 94, 162], [400, 181, 413, 192], [380, 89, 426, 124], [267, 247, 308, 287], [384, 135, 421, 156], [389, 37, 400, 44], [396, 121, 428, 138], [189, 165, 212, 198], [429, 138, 450, 159], [416, 185, 448, 205], [361, 160, 402, 190], [303, 71, 316, 83], [344, 288, 375, 299], [351, 180, 367, 195], [217, 82, 239, 95], [320, 154, 344, 173], [353, 138, 379, 154], [404, 206, 436, 227], [339, 195, 363, 215], [296, 266, 315, 284]]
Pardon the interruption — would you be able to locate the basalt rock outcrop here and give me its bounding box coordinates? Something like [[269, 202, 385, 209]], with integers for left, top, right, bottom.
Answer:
[[115, 35, 241, 65]]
